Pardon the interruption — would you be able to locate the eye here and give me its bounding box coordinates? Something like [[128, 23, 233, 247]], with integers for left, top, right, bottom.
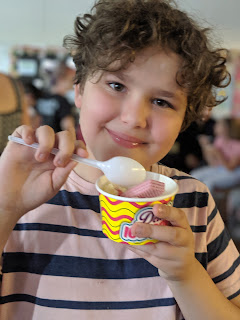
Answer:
[[108, 82, 125, 92], [152, 98, 174, 109]]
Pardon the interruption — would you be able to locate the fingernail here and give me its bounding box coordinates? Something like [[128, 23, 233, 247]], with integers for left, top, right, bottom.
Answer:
[[57, 159, 63, 166], [38, 153, 46, 160], [79, 149, 88, 158], [131, 223, 144, 237], [158, 205, 166, 214]]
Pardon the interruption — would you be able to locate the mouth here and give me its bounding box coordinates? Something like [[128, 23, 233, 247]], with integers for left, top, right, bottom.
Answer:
[[106, 128, 146, 149]]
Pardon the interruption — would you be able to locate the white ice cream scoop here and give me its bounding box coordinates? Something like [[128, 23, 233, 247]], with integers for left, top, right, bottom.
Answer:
[[8, 135, 146, 187]]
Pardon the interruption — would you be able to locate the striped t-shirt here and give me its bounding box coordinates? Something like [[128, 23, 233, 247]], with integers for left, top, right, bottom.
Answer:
[[0, 165, 239, 320]]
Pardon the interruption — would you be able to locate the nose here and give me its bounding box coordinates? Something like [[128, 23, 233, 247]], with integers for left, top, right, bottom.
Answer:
[[120, 97, 149, 128]]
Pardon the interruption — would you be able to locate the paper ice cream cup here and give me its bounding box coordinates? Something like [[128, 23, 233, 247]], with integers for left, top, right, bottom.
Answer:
[[96, 171, 179, 245]]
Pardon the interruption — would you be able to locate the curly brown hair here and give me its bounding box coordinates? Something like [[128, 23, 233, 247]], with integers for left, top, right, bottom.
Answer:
[[63, 0, 230, 130]]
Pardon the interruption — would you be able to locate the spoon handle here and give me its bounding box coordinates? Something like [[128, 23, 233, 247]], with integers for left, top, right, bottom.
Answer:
[[8, 135, 101, 170]]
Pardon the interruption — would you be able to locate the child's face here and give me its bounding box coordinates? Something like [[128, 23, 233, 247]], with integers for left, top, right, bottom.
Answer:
[[75, 47, 187, 170]]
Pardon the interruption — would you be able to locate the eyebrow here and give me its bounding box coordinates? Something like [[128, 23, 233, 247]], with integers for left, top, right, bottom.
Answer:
[[108, 70, 128, 81], [107, 71, 180, 99], [154, 89, 176, 98]]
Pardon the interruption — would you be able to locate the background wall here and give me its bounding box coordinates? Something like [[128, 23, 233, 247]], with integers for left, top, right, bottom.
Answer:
[[0, 0, 240, 48], [1, 0, 240, 117], [1, 0, 240, 120], [0, 0, 94, 47]]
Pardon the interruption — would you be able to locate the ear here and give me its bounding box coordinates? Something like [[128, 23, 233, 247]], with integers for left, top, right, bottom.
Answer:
[[74, 84, 82, 110]]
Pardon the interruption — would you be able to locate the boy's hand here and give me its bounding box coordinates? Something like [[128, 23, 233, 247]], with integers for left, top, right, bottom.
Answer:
[[128, 204, 195, 283], [0, 125, 88, 219]]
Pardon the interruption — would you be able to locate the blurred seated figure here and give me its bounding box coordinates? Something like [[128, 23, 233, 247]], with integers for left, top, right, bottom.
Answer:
[[0, 73, 30, 154], [227, 187, 240, 240], [35, 62, 76, 136], [190, 117, 240, 194], [160, 107, 215, 173], [23, 82, 42, 129]]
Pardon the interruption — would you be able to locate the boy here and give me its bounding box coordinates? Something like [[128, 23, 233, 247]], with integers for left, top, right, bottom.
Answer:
[[0, 0, 239, 319]]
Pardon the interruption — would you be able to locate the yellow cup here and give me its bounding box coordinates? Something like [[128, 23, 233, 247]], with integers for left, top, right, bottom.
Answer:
[[96, 172, 178, 245]]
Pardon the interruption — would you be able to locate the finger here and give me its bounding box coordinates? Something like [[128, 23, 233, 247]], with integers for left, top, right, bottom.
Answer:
[[13, 125, 35, 145], [35, 125, 55, 162], [52, 160, 78, 191], [75, 140, 89, 158], [68, 124, 77, 141], [53, 130, 76, 167], [6, 126, 36, 160], [153, 204, 190, 229], [131, 222, 190, 247], [127, 240, 177, 260]]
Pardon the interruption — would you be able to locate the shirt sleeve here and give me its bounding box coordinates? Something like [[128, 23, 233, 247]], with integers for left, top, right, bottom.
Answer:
[[206, 191, 240, 300]]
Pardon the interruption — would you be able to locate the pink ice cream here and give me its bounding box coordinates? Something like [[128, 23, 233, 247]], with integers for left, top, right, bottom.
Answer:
[[101, 179, 165, 198]]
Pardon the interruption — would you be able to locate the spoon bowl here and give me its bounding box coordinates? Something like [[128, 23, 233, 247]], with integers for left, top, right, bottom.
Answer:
[[8, 135, 146, 187], [97, 156, 146, 187]]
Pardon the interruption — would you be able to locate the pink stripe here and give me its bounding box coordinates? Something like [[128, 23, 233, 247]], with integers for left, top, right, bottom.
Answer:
[[130, 201, 153, 208], [102, 221, 120, 235], [101, 207, 132, 221], [104, 196, 156, 208], [158, 199, 169, 205], [1, 272, 174, 302], [105, 196, 123, 205], [6, 229, 143, 260]]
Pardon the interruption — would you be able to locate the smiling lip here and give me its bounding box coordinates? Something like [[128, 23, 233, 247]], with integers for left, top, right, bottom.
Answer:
[[107, 129, 145, 149]]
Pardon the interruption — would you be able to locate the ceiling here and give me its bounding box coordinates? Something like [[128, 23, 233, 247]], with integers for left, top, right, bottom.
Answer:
[[0, 0, 240, 48]]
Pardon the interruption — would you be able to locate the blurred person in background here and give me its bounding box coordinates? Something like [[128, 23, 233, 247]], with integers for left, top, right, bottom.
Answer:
[[35, 61, 76, 136], [227, 187, 240, 240], [190, 117, 240, 193], [23, 82, 42, 129], [226, 119, 240, 238], [182, 107, 216, 171], [0, 73, 30, 154], [161, 107, 216, 173]]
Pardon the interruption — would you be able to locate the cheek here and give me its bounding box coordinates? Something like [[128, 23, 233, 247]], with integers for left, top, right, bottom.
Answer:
[[152, 119, 181, 144], [150, 116, 183, 158], [79, 94, 117, 141], [83, 91, 118, 124]]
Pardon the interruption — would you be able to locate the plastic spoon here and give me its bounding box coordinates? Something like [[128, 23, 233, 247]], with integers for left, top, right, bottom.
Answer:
[[8, 135, 146, 187]]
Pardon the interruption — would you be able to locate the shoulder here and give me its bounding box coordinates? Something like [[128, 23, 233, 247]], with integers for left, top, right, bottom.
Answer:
[[154, 163, 209, 194], [154, 164, 214, 224]]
